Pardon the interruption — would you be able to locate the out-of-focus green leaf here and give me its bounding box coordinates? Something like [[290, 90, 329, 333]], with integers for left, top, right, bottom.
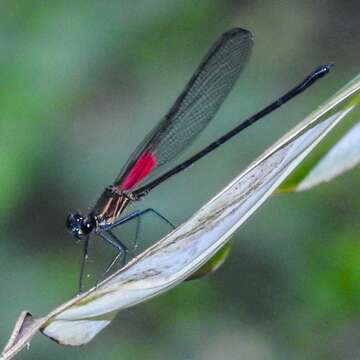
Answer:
[[304, 230, 360, 322], [185, 241, 232, 281], [278, 73, 360, 192], [295, 121, 360, 191]]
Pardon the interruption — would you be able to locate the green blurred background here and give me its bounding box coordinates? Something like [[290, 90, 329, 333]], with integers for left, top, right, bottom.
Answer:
[[0, 1, 359, 359]]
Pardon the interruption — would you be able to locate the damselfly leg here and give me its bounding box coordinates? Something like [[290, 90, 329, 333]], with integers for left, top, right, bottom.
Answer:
[[78, 208, 175, 291], [79, 236, 89, 292], [105, 208, 175, 231], [101, 208, 175, 268], [97, 231, 126, 278]]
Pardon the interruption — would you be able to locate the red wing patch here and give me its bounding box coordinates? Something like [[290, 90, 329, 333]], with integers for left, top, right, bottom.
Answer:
[[119, 152, 157, 191]]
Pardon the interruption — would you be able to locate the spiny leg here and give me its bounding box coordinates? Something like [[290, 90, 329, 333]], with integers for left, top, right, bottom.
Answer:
[[78, 236, 89, 293], [132, 208, 176, 254], [96, 209, 175, 280], [134, 214, 141, 254], [140, 208, 176, 229], [105, 208, 176, 230], [97, 230, 128, 278], [103, 208, 176, 254]]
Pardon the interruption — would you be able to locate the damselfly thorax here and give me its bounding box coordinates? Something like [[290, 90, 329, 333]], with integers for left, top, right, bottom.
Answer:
[[93, 186, 137, 227]]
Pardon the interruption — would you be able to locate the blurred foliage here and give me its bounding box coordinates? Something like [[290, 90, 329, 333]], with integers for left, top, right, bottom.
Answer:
[[186, 242, 233, 281], [0, 1, 359, 359], [279, 78, 360, 193]]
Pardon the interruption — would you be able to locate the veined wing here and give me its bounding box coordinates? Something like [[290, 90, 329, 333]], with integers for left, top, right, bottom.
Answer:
[[115, 28, 253, 191]]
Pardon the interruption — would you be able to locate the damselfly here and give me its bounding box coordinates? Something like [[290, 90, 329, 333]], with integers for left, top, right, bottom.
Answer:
[[66, 28, 332, 291]]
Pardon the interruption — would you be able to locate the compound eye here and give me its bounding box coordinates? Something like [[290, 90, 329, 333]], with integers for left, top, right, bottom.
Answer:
[[66, 213, 83, 235], [81, 216, 95, 235]]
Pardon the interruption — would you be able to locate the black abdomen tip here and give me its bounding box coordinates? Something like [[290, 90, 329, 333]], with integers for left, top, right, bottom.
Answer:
[[313, 63, 334, 79]]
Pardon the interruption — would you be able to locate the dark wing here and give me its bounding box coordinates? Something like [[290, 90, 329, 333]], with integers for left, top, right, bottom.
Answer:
[[115, 28, 253, 191]]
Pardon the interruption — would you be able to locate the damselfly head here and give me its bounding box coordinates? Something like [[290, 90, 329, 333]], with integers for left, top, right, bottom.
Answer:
[[66, 212, 96, 239]]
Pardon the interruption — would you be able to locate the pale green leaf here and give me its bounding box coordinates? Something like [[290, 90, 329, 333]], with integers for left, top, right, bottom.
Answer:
[[279, 73, 360, 192]]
